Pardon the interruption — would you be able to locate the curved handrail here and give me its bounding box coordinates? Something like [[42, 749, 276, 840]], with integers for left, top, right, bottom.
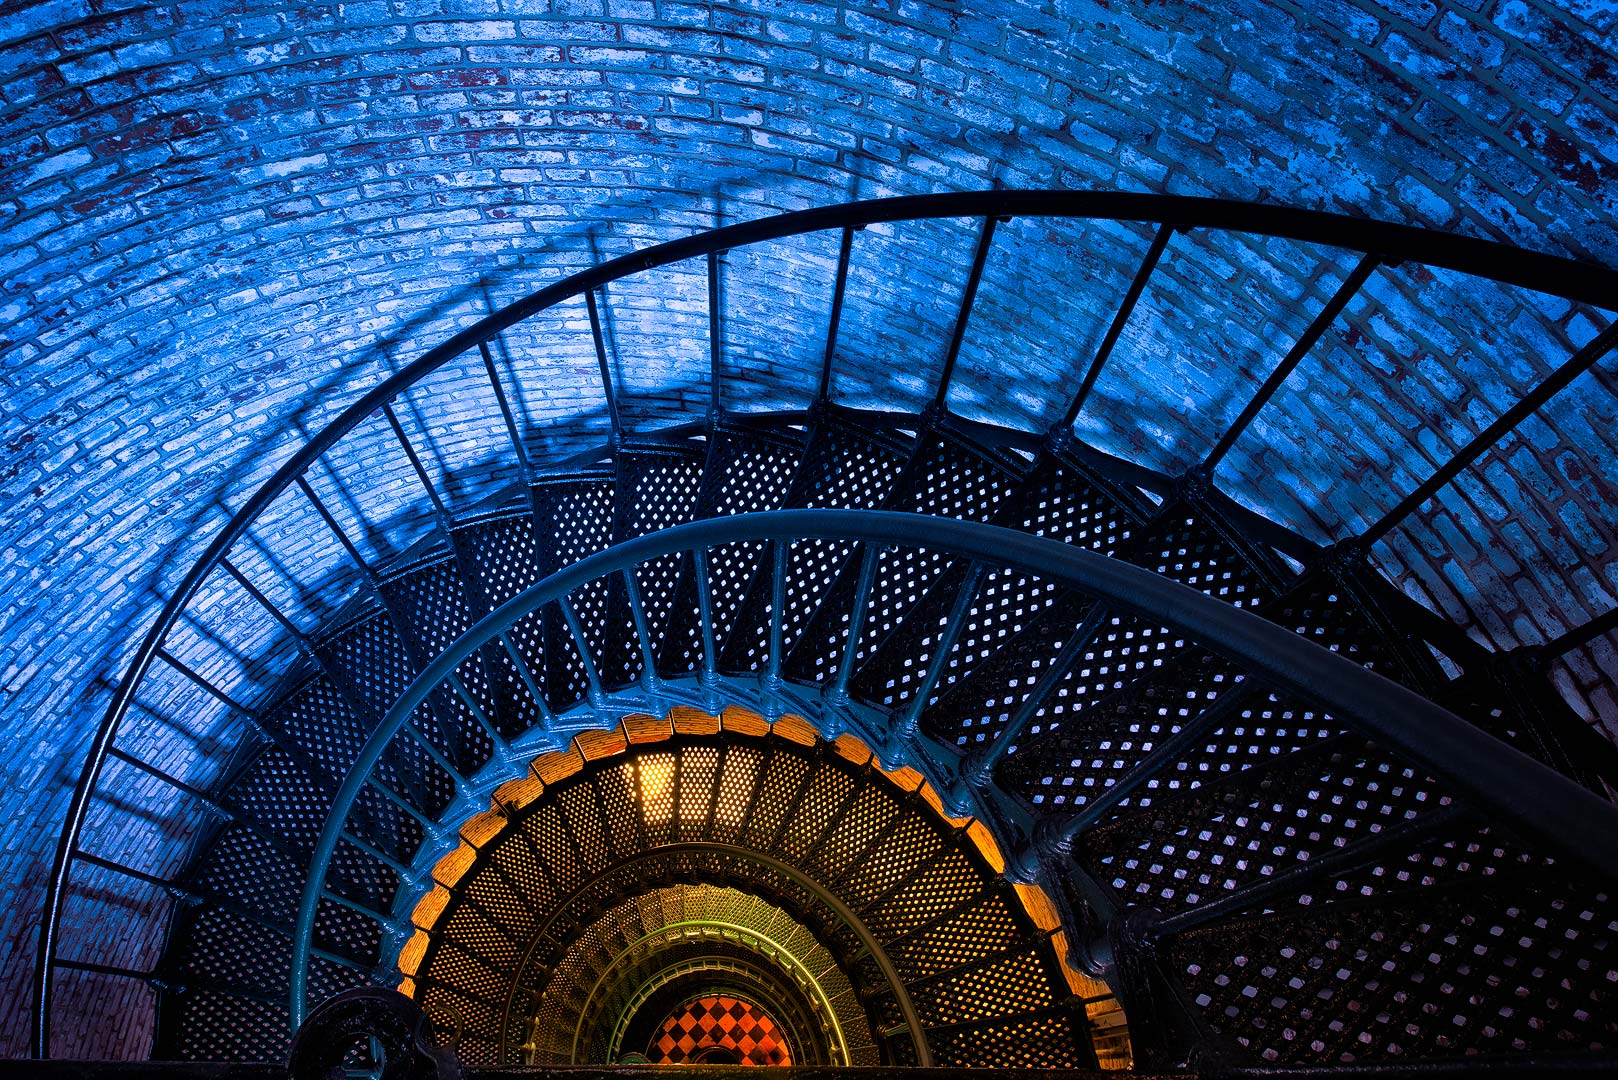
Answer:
[[289, 510, 1618, 1041], [36, 191, 1618, 1056]]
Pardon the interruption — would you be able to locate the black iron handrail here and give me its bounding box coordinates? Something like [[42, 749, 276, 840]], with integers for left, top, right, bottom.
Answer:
[[34, 191, 1618, 1058], [288, 511, 1618, 1034]]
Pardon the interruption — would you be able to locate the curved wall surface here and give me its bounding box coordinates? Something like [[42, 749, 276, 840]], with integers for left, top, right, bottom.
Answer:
[[1, 0, 1616, 1058]]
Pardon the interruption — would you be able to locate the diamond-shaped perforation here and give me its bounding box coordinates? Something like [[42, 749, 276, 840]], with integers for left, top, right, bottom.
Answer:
[[172, 906, 291, 998], [741, 752, 809, 850], [1276, 818, 1554, 922], [786, 419, 908, 511], [541, 598, 593, 710], [700, 425, 804, 518], [382, 558, 473, 659], [920, 593, 1095, 749], [710, 744, 762, 846], [675, 744, 719, 843], [326, 832, 399, 911], [189, 824, 303, 926], [597, 449, 704, 683], [886, 890, 1019, 980], [776, 763, 856, 861], [305, 954, 366, 1015], [372, 703, 457, 818], [719, 420, 907, 672], [313, 894, 383, 967], [1132, 689, 1343, 806], [172, 990, 289, 1062], [1003, 450, 1144, 553], [534, 475, 615, 571], [661, 541, 759, 675], [274, 675, 368, 777], [559, 783, 611, 877], [530, 805, 581, 895], [466, 871, 535, 943], [444, 903, 521, 972], [845, 814, 943, 911], [1000, 650, 1235, 807], [318, 611, 417, 722], [910, 946, 1053, 1027], [423, 964, 503, 1033], [1083, 736, 1445, 913], [806, 430, 1015, 699], [1171, 871, 1618, 1063], [926, 1011, 1082, 1068], [226, 747, 331, 856], [491, 829, 554, 911], [927, 567, 1064, 706], [460, 513, 541, 607], [864, 849, 980, 940], [1126, 503, 1282, 609], [811, 784, 899, 882]]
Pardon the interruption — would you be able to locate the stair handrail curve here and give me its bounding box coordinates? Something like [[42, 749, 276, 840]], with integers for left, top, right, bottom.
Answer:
[[35, 190, 1618, 1057], [288, 509, 1618, 1036]]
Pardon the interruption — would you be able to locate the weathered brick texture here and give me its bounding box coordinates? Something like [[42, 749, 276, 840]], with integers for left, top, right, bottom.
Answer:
[[1, 0, 1616, 1059]]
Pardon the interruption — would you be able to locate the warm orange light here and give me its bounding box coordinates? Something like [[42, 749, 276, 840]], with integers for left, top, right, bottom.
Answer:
[[638, 753, 676, 817]]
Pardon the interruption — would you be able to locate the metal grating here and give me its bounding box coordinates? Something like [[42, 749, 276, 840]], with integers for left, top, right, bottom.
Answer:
[[1170, 864, 1618, 1063], [720, 418, 908, 675], [172, 989, 290, 1062]]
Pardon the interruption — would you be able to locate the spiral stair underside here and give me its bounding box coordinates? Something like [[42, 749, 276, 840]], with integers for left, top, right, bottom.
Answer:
[[32, 194, 1618, 1074], [160, 405, 1618, 1069]]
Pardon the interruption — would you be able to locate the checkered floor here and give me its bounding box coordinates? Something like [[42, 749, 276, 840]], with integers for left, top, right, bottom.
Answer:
[[649, 994, 793, 1065]]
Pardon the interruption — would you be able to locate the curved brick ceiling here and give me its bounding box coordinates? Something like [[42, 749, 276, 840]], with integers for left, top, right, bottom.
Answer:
[[2, 0, 1617, 1058]]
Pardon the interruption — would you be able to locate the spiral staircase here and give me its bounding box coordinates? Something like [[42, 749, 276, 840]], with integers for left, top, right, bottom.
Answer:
[[31, 193, 1618, 1077]]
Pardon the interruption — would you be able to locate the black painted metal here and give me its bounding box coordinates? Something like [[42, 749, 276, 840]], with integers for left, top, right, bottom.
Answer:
[[1362, 320, 1618, 545], [1063, 222, 1175, 426], [1202, 253, 1380, 471], [38, 192, 1618, 1067]]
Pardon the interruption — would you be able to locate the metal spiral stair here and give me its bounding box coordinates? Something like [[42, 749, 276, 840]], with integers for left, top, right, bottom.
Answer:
[[32, 192, 1618, 1076]]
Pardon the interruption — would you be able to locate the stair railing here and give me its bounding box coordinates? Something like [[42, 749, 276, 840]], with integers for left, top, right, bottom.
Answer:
[[34, 191, 1618, 1058], [287, 510, 1618, 1062]]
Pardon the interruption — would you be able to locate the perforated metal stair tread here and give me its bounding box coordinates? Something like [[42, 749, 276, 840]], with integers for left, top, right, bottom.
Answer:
[[146, 406, 1618, 1071]]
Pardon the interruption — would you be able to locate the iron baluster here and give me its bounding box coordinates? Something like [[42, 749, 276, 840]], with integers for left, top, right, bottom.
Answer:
[[402, 718, 474, 801], [557, 595, 607, 708], [1362, 320, 1618, 545], [1203, 253, 1381, 471], [1150, 803, 1466, 939], [584, 288, 621, 441], [620, 567, 661, 692], [1548, 603, 1618, 656], [72, 850, 197, 900], [383, 403, 452, 528], [932, 215, 1000, 414], [106, 746, 232, 820], [446, 670, 511, 757], [52, 959, 151, 981], [499, 633, 556, 733], [340, 828, 413, 878], [817, 226, 857, 406], [1063, 222, 1174, 426], [479, 339, 533, 485], [692, 548, 719, 691], [155, 647, 254, 718], [887, 562, 987, 768], [708, 249, 723, 419], [824, 542, 882, 708], [1039, 679, 1260, 862], [764, 539, 788, 701], [218, 555, 438, 820], [318, 884, 399, 928], [956, 602, 1112, 805]]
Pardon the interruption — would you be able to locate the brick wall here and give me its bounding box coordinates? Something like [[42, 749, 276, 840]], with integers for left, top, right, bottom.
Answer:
[[1, 0, 1616, 1059]]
